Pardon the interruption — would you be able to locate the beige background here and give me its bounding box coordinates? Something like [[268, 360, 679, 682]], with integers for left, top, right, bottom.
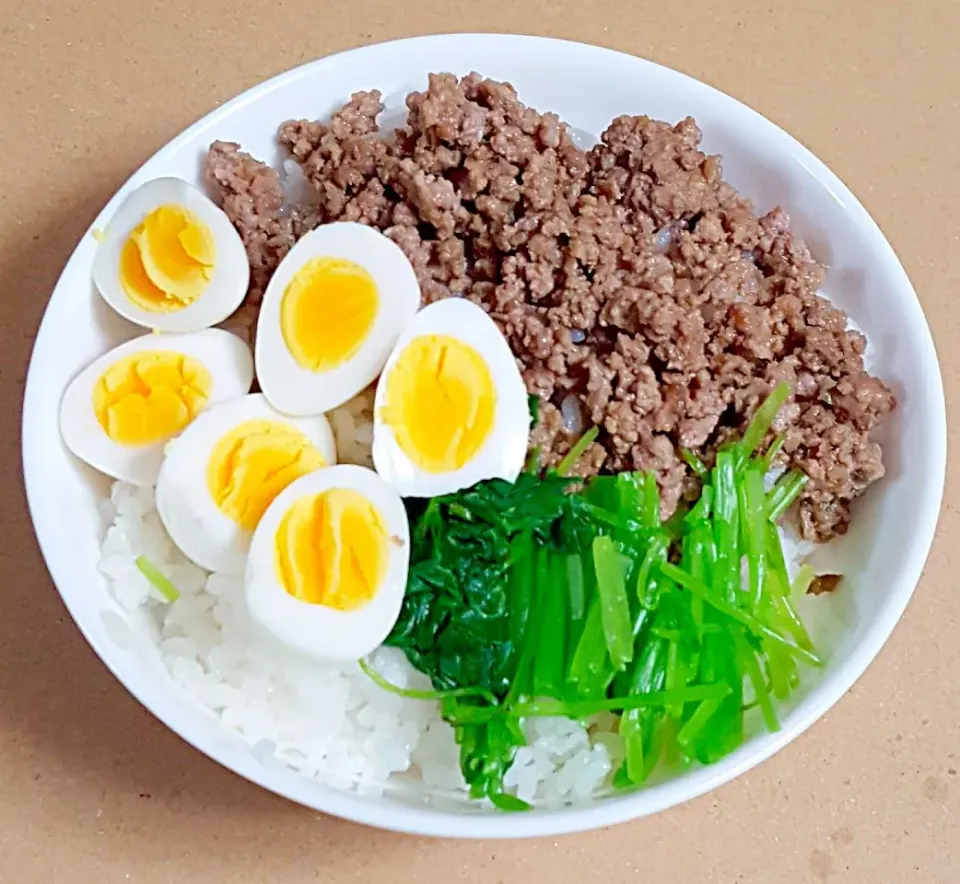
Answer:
[[1, 1, 958, 881]]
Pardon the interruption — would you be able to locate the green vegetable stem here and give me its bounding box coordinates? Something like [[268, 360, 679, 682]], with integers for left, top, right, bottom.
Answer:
[[375, 386, 826, 807], [135, 555, 180, 602]]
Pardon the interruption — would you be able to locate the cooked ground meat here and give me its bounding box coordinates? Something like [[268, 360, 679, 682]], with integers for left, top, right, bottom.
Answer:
[[203, 72, 895, 542], [204, 141, 316, 344]]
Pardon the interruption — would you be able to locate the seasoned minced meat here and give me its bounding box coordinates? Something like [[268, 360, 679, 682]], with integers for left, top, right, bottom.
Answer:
[[203, 72, 895, 542], [204, 140, 312, 344]]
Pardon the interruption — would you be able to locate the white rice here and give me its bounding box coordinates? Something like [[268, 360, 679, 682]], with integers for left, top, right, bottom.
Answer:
[[503, 717, 614, 804], [96, 391, 613, 805]]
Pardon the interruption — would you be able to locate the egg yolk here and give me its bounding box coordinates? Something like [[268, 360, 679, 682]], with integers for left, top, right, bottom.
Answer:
[[280, 258, 379, 371], [274, 489, 387, 611], [93, 351, 212, 446], [382, 334, 496, 473], [119, 204, 216, 312], [206, 420, 326, 531]]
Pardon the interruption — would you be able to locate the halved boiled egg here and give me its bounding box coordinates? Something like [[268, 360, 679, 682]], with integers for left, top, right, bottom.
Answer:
[[245, 465, 409, 662], [372, 298, 530, 497], [255, 222, 420, 416], [155, 393, 336, 574], [93, 178, 250, 332], [59, 329, 253, 485]]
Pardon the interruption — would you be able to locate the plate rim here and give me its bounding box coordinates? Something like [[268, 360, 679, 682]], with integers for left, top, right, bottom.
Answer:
[[21, 32, 947, 838]]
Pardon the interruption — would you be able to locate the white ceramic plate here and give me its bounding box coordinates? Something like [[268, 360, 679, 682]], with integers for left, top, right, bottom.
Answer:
[[22, 34, 946, 838]]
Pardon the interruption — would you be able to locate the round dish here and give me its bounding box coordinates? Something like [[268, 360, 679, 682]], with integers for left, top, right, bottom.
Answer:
[[22, 34, 946, 838]]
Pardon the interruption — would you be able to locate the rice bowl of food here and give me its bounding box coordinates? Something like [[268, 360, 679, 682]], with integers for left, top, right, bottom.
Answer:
[[21, 34, 945, 837]]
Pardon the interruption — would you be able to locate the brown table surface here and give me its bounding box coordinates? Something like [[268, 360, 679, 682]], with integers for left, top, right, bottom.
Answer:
[[2, 1, 958, 881]]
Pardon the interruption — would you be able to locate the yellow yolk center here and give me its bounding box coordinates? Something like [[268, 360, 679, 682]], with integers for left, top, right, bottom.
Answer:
[[280, 258, 379, 371], [206, 420, 326, 531], [382, 334, 496, 473], [93, 351, 212, 446], [274, 489, 387, 611], [119, 204, 216, 312]]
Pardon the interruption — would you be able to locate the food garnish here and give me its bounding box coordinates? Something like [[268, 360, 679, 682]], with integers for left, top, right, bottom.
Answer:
[[134, 555, 180, 602], [373, 385, 825, 807]]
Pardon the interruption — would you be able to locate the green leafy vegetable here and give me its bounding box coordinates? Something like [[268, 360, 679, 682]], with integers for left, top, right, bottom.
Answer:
[[568, 599, 613, 698], [659, 563, 822, 668], [516, 683, 730, 717], [739, 465, 768, 609], [566, 554, 586, 621], [681, 448, 708, 478], [380, 386, 825, 807], [592, 536, 634, 671], [790, 564, 817, 597], [358, 659, 499, 709], [758, 433, 787, 473], [767, 469, 809, 522], [739, 382, 791, 463], [533, 553, 567, 697], [556, 426, 599, 476], [135, 555, 180, 602]]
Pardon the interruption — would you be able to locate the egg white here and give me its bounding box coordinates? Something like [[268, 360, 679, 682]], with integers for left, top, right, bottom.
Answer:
[[372, 298, 531, 498], [245, 464, 410, 662], [59, 329, 253, 486], [255, 222, 421, 416], [155, 393, 336, 575], [93, 177, 250, 333]]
